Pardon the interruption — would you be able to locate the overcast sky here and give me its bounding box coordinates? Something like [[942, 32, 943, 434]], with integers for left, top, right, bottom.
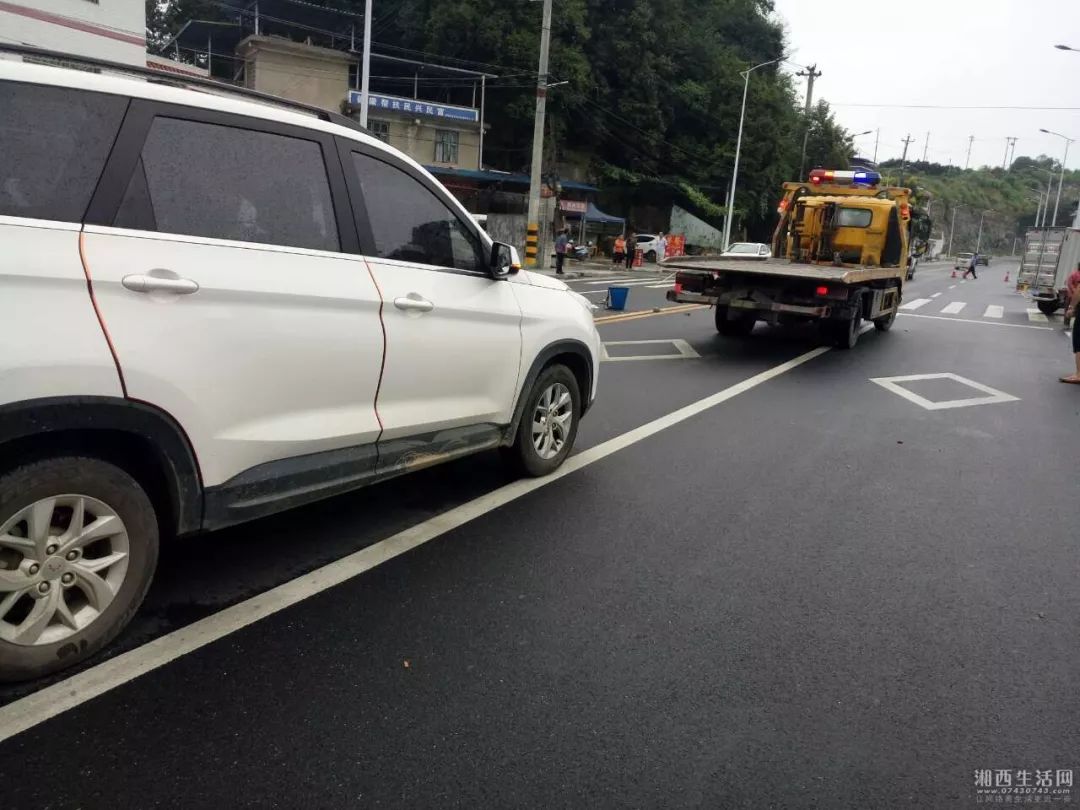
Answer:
[[770, 0, 1079, 171]]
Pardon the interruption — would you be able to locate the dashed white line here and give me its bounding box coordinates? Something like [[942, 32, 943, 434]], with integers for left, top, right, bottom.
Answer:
[[900, 298, 932, 310], [931, 293, 942, 298], [983, 305, 1004, 319], [941, 301, 967, 315], [948, 285, 957, 289], [583, 276, 639, 285], [0, 345, 832, 746], [898, 313, 1051, 330], [1027, 308, 1049, 323]]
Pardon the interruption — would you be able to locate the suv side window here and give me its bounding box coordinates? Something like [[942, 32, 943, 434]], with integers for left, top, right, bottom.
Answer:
[[0, 81, 127, 222], [350, 151, 485, 273], [115, 117, 339, 252]]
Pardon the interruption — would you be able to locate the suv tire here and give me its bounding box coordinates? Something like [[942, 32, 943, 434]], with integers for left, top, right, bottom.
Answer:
[[0, 457, 159, 682], [505, 365, 581, 477]]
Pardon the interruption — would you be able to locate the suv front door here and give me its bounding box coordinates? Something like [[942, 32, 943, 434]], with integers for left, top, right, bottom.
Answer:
[[341, 145, 523, 459], [82, 102, 384, 490]]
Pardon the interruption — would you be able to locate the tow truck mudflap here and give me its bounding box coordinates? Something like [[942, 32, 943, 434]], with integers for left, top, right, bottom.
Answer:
[[665, 289, 830, 317]]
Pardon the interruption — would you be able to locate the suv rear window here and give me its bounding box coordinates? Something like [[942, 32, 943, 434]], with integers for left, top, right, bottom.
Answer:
[[115, 116, 340, 252], [0, 81, 126, 222]]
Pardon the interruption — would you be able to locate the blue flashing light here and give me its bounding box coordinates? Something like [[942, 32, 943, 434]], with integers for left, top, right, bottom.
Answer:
[[852, 170, 881, 187]]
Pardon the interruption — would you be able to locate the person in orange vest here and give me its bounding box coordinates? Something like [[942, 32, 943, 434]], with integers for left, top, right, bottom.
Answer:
[[613, 234, 626, 265]]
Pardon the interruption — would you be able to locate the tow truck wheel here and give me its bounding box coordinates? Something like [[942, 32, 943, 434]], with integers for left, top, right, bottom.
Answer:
[[874, 308, 897, 332], [829, 306, 863, 349], [715, 306, 755, 337]]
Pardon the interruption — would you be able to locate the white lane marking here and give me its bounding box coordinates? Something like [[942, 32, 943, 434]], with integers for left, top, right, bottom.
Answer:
[[645, 283, 675, 289], [982, 305, 1004, 319], [941, 301, 967, 314], [584, 276, 643, 285], [870, 372, 1019, 411], [1027, 308, 1049, 323], [931, 293, 942, 298], [579, 289, 609, 296], [900, 298, 932, 311], [601, 339, 700, 361], [898, 313, 1051, 330], [0, 346, 831, 745], [949, 285, 957, 289]]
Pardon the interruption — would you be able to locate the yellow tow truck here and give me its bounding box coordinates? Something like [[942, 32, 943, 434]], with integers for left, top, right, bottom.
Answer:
[[666, 169, 917, 349]]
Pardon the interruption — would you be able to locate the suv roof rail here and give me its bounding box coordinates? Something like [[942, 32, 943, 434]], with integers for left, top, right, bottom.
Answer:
[[0, 43, 371, 137]]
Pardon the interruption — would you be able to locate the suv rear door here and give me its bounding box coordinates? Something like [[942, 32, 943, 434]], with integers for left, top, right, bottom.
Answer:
[[81, 101, 384, 489]]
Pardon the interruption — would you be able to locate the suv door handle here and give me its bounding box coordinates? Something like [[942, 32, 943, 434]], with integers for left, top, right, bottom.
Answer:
[[122, 274, 200, 295], [393, 295, 434, 313]]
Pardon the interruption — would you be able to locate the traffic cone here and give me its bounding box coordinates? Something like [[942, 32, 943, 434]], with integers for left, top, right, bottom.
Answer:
[[1004, 271, 1010, 283]]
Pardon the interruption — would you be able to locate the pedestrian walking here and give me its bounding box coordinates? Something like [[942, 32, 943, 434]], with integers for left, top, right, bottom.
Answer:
[[658, 232, 668, 262], [625, 231, 637, 270], [613, 234, 626, 266], [1065, 261, 1080, 329], [1061, 271, 1080, 385], [554, 228, 569, 275], [962, 252, 978, 279]]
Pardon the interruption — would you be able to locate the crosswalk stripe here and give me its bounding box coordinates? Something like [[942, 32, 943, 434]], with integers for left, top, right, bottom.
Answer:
[[931, 293, 942, 298], [645, 282, 675, 289], [983, 305, 1004, 319], [1027, 308, 1049, 323], [583, 276, 639, 285], [900, 298, 932, 310], [941, 302, 967, 314]]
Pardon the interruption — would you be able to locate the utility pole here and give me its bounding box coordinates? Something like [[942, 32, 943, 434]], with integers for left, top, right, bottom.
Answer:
[[976, 210, 987, 254], [357, 0, 373, 127], [899, 134, 915, 187], [964, 135, 974, 169], [947, 205, 960, 256], [921, 131, 930, 163], [873, 128, 879, 163], [1004, 137, 1017, 170], [797, 64, 822, 180], [524, 0, 553, 267]]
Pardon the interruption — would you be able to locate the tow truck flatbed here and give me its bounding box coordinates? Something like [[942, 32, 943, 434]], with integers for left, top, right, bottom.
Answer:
[[661, 256, 904, 286]]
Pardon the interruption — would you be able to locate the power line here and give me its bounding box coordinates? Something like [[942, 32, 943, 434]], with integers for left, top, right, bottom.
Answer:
[[833, 103, 1080, 110]]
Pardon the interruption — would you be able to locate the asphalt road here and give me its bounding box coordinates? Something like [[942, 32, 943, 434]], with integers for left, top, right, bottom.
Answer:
[[3, 258, 1078, 809]]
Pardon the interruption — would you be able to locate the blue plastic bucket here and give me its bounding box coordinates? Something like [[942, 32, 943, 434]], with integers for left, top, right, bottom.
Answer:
[[608, 285, 630, 311]]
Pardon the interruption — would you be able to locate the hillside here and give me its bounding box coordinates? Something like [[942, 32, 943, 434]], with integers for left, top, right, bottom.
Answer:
[[879, 156, 1080, 255]]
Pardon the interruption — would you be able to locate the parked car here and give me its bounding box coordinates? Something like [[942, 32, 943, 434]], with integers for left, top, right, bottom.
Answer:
[[955, 252, 974, 270], [633, 233, 662, 262], [720, 242, 771, 259], [0, 47, 601, 681]]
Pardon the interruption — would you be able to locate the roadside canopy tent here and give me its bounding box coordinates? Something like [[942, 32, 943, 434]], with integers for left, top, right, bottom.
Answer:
[[563, 202, 625, 227]]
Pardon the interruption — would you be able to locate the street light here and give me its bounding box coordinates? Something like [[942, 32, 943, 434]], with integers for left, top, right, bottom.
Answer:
[[1028, 185, 1047, 228], [723, 54, 789, 251], [1039, 128, 1075, 226]]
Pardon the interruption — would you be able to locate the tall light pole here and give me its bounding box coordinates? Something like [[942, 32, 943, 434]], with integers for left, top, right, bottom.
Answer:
[[873, 128, 880, 163], [947, 204, 962, 256], [976, 210, 989, 254], [524, 0, 553, 267], [723, 54, 788, 251], [357, 0, 373, 127], [1029, 186, 1046, 228], [1039, 128, 1074, 227]]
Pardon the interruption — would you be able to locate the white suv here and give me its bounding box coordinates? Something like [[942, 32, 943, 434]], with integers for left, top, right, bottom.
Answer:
[[0, 48, 600, 680]]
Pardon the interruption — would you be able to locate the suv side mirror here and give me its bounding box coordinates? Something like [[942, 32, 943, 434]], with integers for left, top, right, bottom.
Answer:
[[490, 242, 521, 278]]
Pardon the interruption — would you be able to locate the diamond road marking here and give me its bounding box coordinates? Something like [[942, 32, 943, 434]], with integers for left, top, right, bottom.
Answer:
[[983, 305, 1004, 319], [601, 339, 701, 362], [869, 372, 1020, 411]]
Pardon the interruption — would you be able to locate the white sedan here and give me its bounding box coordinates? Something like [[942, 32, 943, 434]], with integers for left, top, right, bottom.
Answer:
[[721, 242, 771, 259]]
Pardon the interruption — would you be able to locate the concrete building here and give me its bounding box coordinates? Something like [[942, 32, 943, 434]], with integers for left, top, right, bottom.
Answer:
[[344, 88, 484, 172], [0, 0, 145, 65], [237, 35, 352, 115]]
